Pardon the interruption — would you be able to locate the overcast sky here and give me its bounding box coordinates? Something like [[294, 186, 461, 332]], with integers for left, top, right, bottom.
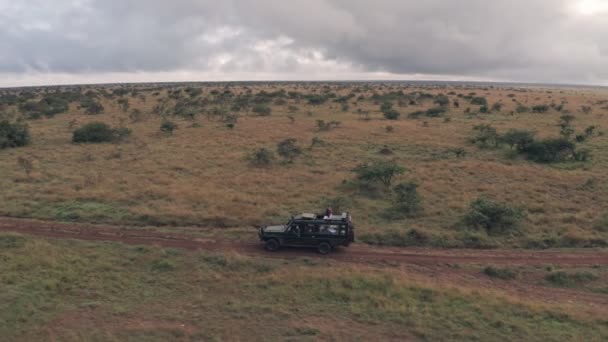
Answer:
[[1, 0, 607, 87]]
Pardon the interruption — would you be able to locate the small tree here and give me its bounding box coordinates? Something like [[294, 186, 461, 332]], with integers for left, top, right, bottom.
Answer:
[[160, 120, 177, 134], [0, 120, 30, 149], [501, 129, 535, 151], [464, 198, 524, 235], [522, 138, 576, 163], [250, 148, 275, 167], [252, 104, 272, 116], [383, 109, 401, 120], [277, 138, 302, 161], [392, 182, 422, 214], [471, 97, 488, 106], [72, 122, 130, 143], [558, 115, 575, 139], [353, 160, 405, 188], [470, 124, 501, 148], [532, 104, 549, 113], [434, 95, 450, 108]]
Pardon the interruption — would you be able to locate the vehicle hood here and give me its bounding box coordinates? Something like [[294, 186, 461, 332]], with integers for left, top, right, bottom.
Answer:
[[263, 225, 287, 233]]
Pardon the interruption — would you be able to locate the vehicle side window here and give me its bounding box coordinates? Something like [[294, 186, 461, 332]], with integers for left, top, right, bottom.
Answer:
[[303, 223, 317, 234], [320, 224, 339, 235]]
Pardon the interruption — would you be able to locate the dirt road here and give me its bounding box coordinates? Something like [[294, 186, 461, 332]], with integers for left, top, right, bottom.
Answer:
[[1, 216, 607, 266]]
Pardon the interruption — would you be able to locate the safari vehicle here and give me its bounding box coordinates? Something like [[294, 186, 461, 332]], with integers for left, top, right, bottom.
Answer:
[[258, 213, 355, 254]]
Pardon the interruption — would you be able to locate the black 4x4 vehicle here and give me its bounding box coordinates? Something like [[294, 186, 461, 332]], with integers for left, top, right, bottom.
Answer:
[[259, 213, 355, 254]]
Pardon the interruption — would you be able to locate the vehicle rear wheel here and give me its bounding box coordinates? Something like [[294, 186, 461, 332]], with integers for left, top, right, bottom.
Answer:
[[317, 242, 332, 255], [265, 239, 280, 252]]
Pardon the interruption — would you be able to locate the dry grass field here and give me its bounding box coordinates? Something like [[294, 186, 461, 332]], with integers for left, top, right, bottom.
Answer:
[[1, 82, 608, 248], [1, 233, 607, 341]]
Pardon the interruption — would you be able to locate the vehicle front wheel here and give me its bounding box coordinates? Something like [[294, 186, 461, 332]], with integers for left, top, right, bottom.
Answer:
[[317, 242, 332, 255], [265, 239, 280, 252]]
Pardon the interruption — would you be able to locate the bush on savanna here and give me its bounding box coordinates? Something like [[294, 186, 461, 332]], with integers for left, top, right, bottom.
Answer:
[[0, 120, 30, 149], [501, 129, 536, 151], [520, 138, 576, 163], [463, 198, 524, 235], [434, 95, 450, 107], [80, 97, 105, 114], [516, 105, 530, 113], [249, 148, 275, 167], [545, 271, 597, 287], [277, 138, 302, 161], [532, 104, 549, 113], [558, 114, 575, 138], [408, 110, 425, 119], [380, 102, 400, 120], [425, 107, 447, 117], [470, 124, 501, 148], [471, 97, 488, 106], [483, 266, 517, 280], [383, 109, 401, 120], [19, 96, 69, 118], [72, 122, 131, 144], [391, 182, 422, 215], [252, 104, 272, 116], [160, 120, 178, 134], [352, 160, 405, 188]]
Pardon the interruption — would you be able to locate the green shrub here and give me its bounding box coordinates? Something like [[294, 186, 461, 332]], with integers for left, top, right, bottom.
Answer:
[[392, 182, 422, 215], [501, 129, 536, 151], [471, 97, 488, 106], [383, 109, 401, 120], [252, 104, 272, 116], [532, 104, 549, 113], [353, 160, 405, 188], [483, 266, 517, 280], [72, 122, 130, 144], [19, 96, 69, 118], [470, 124, 501, 148], [408, 110, 425, 119], [464, 198, 524, 235], [80, 98, 104, 114], [160, 120, 178, 134], [249, 148, 275, 167], [0, 120, 31, 149], [545, 271, 597, 287], [516, 105, 530, 113], [521, 138, 576, 163], [277, 138, 302, 161], [425, 107, 447, 117], [434, 95, 450, 107]]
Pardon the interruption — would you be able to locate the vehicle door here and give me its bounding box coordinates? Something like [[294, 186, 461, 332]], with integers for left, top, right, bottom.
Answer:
[[284, 222, 305, 246], [299, 222, 321, 246]]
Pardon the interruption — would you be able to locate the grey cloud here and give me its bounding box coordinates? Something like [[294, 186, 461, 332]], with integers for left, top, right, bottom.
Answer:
[[0, 0, 607, 84]]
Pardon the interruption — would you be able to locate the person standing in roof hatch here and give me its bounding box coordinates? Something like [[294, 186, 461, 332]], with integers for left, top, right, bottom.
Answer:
[[325, 207, 333, 218]]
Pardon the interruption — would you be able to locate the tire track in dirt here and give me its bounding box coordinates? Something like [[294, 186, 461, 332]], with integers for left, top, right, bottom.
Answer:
[[1, 217, 607, 266]]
